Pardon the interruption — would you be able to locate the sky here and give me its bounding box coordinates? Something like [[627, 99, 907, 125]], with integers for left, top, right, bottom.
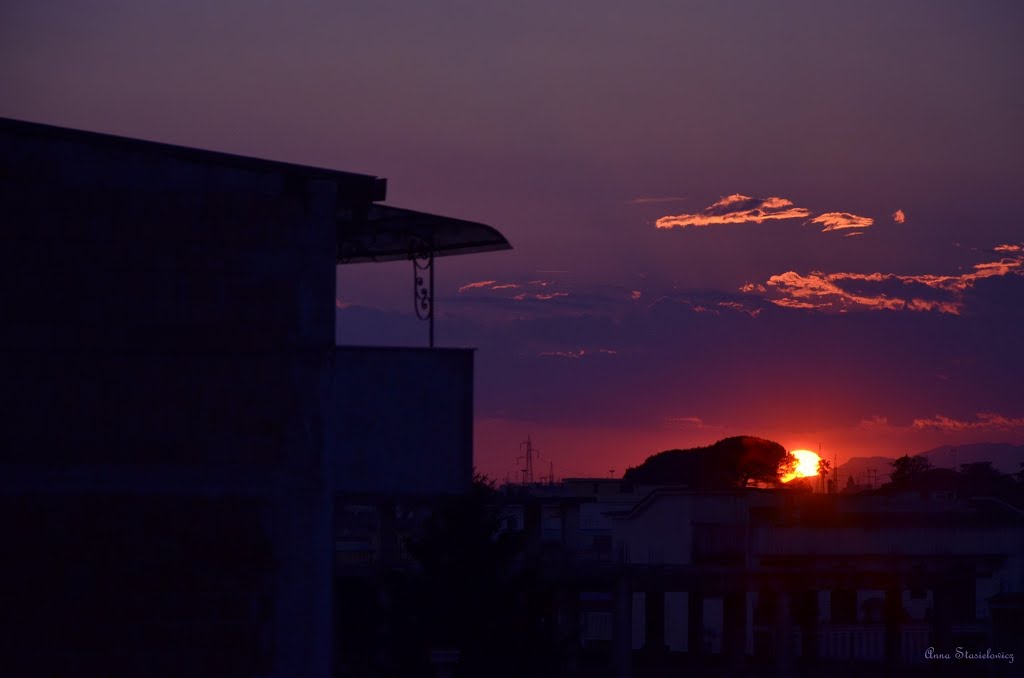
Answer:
[[3, 1, 1022, 480]]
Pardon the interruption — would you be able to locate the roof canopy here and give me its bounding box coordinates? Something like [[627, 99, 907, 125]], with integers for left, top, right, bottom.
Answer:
[[1, 117, 511, 265], [338, 204, 512, 264]]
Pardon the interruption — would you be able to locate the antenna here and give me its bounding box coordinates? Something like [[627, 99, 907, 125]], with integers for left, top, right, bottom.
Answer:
[[517, 435, 536, 484]]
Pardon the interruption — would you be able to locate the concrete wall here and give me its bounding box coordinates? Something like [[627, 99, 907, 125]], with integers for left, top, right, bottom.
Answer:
[[0, 122, 339, 677], [613, 493, 764, 565], [1, 122, 337, 465], [330, 346, 473, 496], [753, 525, 1023, 556]]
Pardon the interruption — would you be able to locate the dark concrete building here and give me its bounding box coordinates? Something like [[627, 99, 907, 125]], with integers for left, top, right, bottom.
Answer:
[[0, 118, 509, 677]]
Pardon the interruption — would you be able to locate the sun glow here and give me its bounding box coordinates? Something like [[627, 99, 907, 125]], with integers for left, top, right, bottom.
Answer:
[[782, 449, 821, 483]]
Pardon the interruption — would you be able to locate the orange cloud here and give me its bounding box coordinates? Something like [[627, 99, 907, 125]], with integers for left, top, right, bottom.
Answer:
[[810, 212, 874, 231], [631, 290, 642, 300], [458, 280, 498, 293], [912, 412, 1024, 432], [766, 270, 918, 312], [754, 253, 1024, 314], [513, 291, 569, 301], [994, 243, 1022, 253], [717, 301, 762, 317], [904, 298, 961, 314], [905, 258, 1023, 292], [459, 280, 534, 293], [892, 209, 906, 223], [655, 194, 810, 229], [767, 271, 908, 311], [770, 297, 819, 309]]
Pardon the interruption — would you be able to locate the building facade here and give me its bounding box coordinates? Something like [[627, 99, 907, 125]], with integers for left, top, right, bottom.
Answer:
[[0, 117, 508, 677]]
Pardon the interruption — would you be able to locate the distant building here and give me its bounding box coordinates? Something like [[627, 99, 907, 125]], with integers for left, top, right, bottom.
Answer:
[[495, 479, 1024, 676]]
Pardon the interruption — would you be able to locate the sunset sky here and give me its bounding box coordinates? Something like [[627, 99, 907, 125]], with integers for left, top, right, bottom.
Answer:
[[3, 1, 1022, 479]]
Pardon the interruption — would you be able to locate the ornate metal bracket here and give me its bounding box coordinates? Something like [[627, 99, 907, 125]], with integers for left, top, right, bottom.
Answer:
[[410, 236, 435, 347]]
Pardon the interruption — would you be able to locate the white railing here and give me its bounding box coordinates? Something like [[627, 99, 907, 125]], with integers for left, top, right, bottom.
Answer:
[[805, 624, 930, 663]]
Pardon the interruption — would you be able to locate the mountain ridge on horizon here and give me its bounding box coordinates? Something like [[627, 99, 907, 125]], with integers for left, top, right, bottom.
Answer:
[[836, 442, 1024, 486]]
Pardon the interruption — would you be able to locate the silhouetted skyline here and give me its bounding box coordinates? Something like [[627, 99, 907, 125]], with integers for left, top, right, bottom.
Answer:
[[3, 1, 1021, 477]]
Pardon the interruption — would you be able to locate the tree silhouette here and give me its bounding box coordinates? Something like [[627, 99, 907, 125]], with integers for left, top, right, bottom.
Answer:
[[817, 458, 832, 493], [889, 454, 932, 484], [395, 474, 562, 678], [623, 436, 792, 488]]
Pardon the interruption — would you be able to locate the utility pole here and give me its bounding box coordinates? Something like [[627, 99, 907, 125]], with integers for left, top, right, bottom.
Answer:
[[819, 443, 824, 493], [518, 435, 536, 484]]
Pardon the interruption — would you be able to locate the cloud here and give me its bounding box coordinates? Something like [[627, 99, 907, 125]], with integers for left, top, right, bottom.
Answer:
[[628, 196, 688, 205], [912, 412, 1024, 432], [905, 258, 1024, 293], [517, 291, 569, 301], [647, 292, 770, 320], [857, 415, 890, 431], [655, 194, 810, 229], [903, 298, 961, 314], [458, 280, 498, 293], [810, 212, 874, 232], [458, 279, 553, 298], [994, 243, 1022, 253], [538, 348, 617, 359], [856, 412, 1024, 435], [753, 252, 1024, 314], [892, 209, 906, 224], [663, 416, 707, 429], [764, 271, 907, 311], [451, 278, 649, 319], [717, 300, 762, 317]]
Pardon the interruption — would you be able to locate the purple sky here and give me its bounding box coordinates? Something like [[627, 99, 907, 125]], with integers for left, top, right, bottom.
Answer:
[[4, 1, 1022, 479]]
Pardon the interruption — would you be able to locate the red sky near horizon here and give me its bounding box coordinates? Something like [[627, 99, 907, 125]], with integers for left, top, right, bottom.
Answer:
[[4, 1, 1022, 478]]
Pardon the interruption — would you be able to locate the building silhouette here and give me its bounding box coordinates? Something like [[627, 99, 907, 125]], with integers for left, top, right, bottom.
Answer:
[[0, 117, 509, 677], [491, 477, 1023, 677]]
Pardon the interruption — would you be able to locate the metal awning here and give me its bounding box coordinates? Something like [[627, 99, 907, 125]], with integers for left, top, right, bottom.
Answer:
[[337, 204, 511, 264]]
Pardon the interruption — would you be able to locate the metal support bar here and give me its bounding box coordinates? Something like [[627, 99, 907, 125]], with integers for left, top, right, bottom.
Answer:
[[411, 237, 434, 347]]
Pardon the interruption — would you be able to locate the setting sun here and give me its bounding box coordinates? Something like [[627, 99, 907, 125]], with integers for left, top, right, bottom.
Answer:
[[782, 449, 821, 483]]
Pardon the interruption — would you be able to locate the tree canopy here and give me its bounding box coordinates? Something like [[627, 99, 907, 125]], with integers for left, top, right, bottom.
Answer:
[[623, 436, 793, 488], [889, 454, 933, 484]]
